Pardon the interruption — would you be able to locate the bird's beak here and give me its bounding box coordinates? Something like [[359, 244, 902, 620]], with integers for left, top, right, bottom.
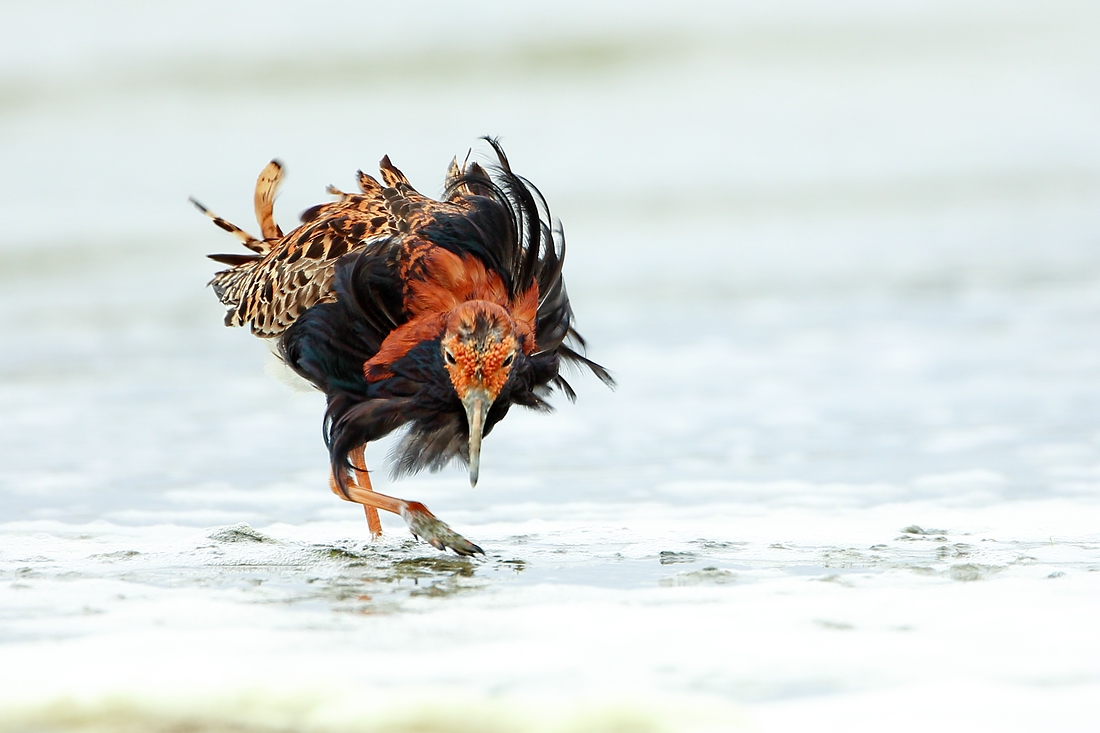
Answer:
[[462, 387, 492, 487]]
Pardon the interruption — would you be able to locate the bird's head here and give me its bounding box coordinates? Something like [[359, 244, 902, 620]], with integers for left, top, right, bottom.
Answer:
[[440, 301, 520, 487]]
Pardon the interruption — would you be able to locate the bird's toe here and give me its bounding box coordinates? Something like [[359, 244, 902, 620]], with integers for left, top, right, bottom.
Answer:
[[401, 502, 483, 556]]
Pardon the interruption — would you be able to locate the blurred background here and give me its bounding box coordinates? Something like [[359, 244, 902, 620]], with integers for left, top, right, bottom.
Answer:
[[2, 1, 1100, 731], [4, 0, 1100, 520]]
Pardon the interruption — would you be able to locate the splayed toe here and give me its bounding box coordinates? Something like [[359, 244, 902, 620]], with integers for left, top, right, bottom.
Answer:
[[400, 502, 484, 556]]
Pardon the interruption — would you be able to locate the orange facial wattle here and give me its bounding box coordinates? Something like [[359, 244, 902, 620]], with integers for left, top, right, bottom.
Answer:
[[440, 301, 519, 403], [443, 336, 516, 400]]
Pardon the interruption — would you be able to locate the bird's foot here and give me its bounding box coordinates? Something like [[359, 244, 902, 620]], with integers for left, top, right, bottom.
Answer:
[[400, 502, 484, 556]]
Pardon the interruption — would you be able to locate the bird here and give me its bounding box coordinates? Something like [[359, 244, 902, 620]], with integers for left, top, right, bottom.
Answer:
[[192, 139, 613, 555]]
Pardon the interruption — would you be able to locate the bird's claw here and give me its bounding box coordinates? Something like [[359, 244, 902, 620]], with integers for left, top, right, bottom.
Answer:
[[401, 502, 484, 556]]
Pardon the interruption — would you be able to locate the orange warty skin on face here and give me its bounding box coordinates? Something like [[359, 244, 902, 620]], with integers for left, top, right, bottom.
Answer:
[[440, 302, 519, 403]]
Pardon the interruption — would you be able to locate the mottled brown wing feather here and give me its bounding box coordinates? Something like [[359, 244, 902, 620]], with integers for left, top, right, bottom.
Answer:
[[205, 156, 470, 337]]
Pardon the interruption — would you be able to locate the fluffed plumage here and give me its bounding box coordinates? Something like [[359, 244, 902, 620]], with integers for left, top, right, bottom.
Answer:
[[195, 139, 612, 554]]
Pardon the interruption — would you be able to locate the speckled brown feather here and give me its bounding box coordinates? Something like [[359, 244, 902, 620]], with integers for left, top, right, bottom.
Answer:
[[202, 157, 473, 337]]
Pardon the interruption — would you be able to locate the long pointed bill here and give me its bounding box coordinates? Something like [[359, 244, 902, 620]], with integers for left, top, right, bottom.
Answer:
[[462, 387, 492, 487]]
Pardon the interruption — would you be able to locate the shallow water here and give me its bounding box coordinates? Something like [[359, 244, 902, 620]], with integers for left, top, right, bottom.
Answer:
[[2, 2, 1100, 731]]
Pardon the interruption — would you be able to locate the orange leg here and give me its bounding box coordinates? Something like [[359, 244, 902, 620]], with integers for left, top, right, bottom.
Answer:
[[348, 444, 383, 538], [328, 450, 482, 556]]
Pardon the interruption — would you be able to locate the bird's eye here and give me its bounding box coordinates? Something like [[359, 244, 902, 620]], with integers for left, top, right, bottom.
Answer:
[[501, 352, 515, 367], [443, 349, 457, 366]]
